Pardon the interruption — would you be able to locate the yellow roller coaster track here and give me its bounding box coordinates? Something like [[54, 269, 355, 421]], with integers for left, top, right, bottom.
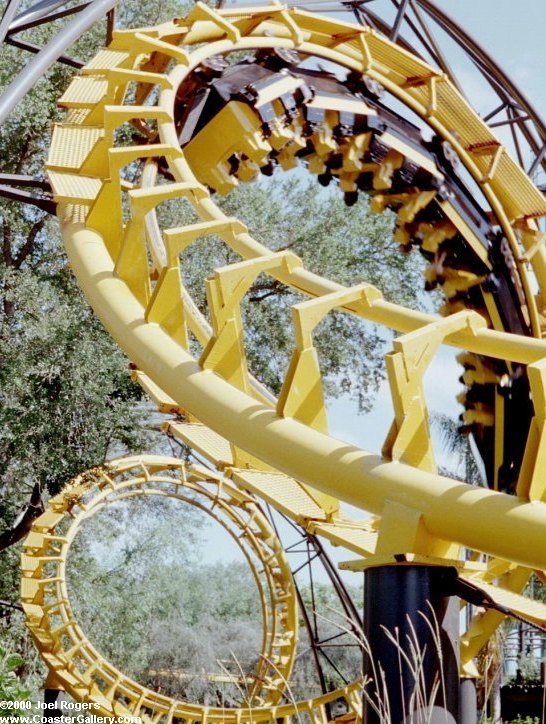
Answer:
[[20, 2, 546, 719]]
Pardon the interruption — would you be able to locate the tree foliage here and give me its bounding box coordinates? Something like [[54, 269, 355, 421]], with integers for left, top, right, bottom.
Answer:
[[0, 0, 191, 549], [67, 499, 269, 704], [171, 174, 425, 409], [0, 646, 30, 711], [65, 497, 362, 705]]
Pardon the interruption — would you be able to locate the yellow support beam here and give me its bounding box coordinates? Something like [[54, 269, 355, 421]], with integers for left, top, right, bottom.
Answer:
[[383, 310, 486, 471]]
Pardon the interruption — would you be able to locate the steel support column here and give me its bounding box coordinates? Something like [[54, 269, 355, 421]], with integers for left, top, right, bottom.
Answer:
[[363, 565, 460, 723], [459, 677, 478, 724], [0, 0, 117, 125]]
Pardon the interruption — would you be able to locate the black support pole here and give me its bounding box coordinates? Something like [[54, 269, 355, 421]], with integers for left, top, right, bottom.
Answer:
[[43, 688, 63, 724], [363, 565, 460, 723]]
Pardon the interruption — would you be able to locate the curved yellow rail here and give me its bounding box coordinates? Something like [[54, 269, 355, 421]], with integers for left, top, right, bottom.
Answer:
[[22, 456, 362, 720], [23, 2, 546, 708]]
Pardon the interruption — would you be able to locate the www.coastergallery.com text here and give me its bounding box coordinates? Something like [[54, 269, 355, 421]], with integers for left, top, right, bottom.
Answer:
[[0, 701, 140, 724]]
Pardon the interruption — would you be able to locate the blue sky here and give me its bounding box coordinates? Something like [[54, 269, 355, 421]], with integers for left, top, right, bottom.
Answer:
[[436, 0, 545, 113]]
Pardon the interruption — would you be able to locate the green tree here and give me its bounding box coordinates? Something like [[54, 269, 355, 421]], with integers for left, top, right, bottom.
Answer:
[[0, 0, 192, 544], [433, 411, 484, 484], [65, 498, 263, 704], [0, 646, 30, 712]]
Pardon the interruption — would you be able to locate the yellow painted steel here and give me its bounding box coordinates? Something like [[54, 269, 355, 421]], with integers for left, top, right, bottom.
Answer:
[[21, 457, 335, 719], [57, 226, 546, 568], [21, 1, 546, 709]]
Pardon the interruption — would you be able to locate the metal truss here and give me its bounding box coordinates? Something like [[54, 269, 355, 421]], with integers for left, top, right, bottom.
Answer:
[[0, 0, 116, 126], [351, 0, 546, 183], [266, 508, 363, 695]]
